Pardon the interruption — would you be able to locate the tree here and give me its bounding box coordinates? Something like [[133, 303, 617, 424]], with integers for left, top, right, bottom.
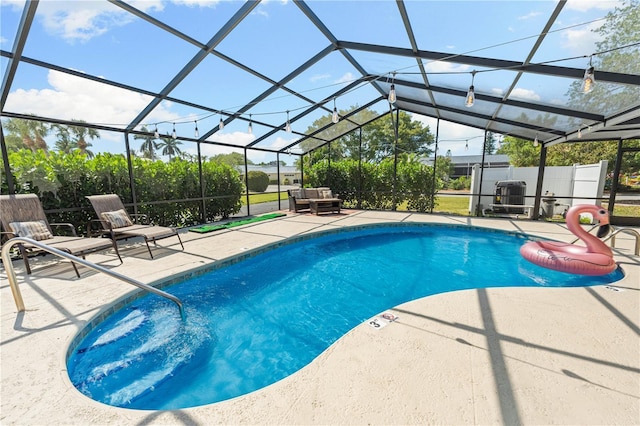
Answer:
[[53, 121, 98, 158], [135, 126, 159, 160], [484, 132, 497, 155], [210, 152, 252, 166], [68, 121, 98, 158], [3, 117, 50, 153], [566, 0, 639, 115], [299, 107, 434, 169], [157, 134, 183, 161], [496, 136, 540, 167]]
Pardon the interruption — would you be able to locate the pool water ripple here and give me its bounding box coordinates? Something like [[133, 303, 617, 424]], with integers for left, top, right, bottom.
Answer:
[[67, 224, 623, 410]]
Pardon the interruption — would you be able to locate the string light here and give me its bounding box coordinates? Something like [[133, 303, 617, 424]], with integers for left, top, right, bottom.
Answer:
[[219, 114, 224, 130], [465, 140, 469, 151], [578, 128, 582, 138], [154, 125, 159, 139], [465, 71, 476, 107], [285, 111, 291, 133], [582, 56, 596, 94], [533, 134, 539, 147], [171, 123, 176, 139], [332, 98, 339, 124], [388, 72, 397, 104], [248, 114, 253, 134]]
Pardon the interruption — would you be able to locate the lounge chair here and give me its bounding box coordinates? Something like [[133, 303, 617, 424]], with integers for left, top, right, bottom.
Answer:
[[0, 193, 122, 277], [86, 194, 184, 259]]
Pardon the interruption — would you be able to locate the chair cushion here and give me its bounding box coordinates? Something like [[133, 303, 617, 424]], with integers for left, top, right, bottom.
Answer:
[[321, 189, 333, 199], [101, 209, 133, 228], [9, 220, 53, 241]]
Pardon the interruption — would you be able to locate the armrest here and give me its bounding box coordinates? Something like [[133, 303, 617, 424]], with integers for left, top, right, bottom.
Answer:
[[87, 219, 114, 237], [49, 222, 78, 237]]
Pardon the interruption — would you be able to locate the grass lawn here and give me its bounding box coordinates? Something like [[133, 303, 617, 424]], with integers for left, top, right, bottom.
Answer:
[[242, 191, 287, 205], [244, 190, 639, 219]]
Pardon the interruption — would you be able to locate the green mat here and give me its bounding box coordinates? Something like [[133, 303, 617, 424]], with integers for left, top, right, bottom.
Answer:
[[189, 213, 286, 234]]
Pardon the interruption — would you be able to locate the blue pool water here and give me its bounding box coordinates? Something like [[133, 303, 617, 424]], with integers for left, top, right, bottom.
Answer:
[[67, 224, 623, 410]]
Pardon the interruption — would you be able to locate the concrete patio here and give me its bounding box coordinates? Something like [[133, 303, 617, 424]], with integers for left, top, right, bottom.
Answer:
[[1, 210, 638, 425]]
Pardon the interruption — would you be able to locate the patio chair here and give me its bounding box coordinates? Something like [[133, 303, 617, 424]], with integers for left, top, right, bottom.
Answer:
[[0, 193, 122, 277], [86, 194, 184, 259]]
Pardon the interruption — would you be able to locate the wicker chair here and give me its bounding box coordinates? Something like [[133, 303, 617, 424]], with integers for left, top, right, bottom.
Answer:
[[86, 194, 184, 259], [0, 193, 122, 277]]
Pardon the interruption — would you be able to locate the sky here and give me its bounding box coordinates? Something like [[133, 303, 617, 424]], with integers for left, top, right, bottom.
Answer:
[[0, 0, 624, 164]]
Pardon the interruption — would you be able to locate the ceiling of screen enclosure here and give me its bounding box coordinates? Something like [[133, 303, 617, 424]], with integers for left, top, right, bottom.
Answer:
[[1, 0, 639, 161]]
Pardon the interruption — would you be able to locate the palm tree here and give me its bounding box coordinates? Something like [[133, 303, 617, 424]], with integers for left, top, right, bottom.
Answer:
[[53, 124, 75, 153], [68, 120, 98, 158], [157, 133, 183, 161], [134, 126, 159, 160], [3, 117, 50, 153]]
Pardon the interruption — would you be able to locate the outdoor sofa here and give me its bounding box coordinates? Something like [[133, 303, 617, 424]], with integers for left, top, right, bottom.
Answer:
[[288, 187, 342, 214]]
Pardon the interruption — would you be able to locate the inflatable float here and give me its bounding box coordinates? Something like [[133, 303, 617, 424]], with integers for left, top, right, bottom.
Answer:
[[520, 204, 617, 276]]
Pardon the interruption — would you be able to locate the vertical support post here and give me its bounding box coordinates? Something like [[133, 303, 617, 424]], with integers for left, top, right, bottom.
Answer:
[[0, 125, 16, 194], [197, 140, 206, 223], [392, 108, 399, 211], [358, 127, 363, 209], [300, 152, 305, 188], [609, 138, 623, 215], [328, 141, 331, 188], [475, 130, 488, 216], [124, 131, 138, 217], [243, 147, 250, 217], [276, 151, 281, 210], [532, 143, 547, 220], [430, 118, 440, 213]]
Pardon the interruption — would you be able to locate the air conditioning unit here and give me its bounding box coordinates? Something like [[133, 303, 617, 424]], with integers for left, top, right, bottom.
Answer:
[[493, 180, 526, 214]]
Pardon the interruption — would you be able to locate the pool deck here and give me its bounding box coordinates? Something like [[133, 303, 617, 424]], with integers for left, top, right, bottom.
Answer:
[[1, 210, 639, 425]]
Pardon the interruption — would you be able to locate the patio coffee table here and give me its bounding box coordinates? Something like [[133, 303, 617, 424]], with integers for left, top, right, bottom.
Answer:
[[309, 198, 342, 215]]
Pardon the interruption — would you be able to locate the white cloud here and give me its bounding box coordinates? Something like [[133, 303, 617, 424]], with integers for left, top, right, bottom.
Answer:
[[491, 88, 505, 97], [310, 73, 331, 83], [509, 88, 541, 101], [518, 11, 541, 20], [171, 0, 221, 7], [423, 61, 470, 74], [410, 113, 485, 156], [334, 72, 355, 84], [560, 21, 604, 55], [35, 0, 163, 43], [5, 70, 178, 136]]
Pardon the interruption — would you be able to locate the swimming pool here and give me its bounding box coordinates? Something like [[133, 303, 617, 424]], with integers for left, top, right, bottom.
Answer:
[[66, 224, 623, 410]]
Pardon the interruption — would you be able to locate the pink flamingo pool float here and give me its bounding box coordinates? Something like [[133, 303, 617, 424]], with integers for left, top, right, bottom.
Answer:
[[520, 204, 617, 276]]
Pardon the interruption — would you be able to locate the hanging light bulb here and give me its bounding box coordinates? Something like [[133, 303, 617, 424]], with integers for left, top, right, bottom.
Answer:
[[465, 140, 469, 151], [388, 72, 397, 104], [465, 71, 476, 107], [578, 128, 582, 138], [171, 123, 177, 139], [194, 121, 199, 138], [581, 56, 596, 94], [154, 125, 159, 139], [533, 134, 539, 147], [285, 111, 291, 133], [332, 98, 339, 124], [248, 114, 253, 134], [219, 115, 224, 130]]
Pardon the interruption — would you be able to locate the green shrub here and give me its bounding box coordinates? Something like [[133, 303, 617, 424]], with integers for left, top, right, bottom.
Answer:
[[2, 150, 243, 232], [247, 170, 269, 192], [451, 176, 471, 190]]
